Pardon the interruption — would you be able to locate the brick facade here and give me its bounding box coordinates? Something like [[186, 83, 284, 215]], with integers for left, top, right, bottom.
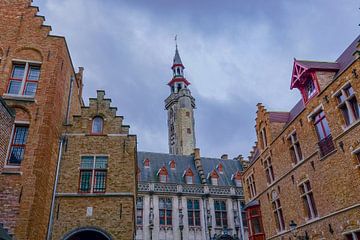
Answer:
[[0, 1, 82, 239], [50, 90, 137, 239], [242, 36, 360, 239], [0, 98, 14, 169]]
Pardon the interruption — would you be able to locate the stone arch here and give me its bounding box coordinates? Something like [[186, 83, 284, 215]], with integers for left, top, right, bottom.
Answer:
[[14, 47, 43, 62], [10, 105, 32, 122], [62, 226, 113, 240]]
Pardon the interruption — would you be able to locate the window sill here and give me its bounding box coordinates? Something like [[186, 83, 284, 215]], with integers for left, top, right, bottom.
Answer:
[[305, 216, 320, 224], [334, 119, 360, 141], [319, 149, 337, 161], [1, 166, 22, 175], [2, 93, 35, 102]]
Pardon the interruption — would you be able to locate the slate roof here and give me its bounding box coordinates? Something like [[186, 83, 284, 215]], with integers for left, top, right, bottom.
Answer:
[[295, 60, 340, 70], [137, 151, 244, 187], [173, 47, 183, 66]]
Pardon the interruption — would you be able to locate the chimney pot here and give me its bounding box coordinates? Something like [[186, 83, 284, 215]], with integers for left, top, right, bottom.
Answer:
[[221, 154, 228, 160]]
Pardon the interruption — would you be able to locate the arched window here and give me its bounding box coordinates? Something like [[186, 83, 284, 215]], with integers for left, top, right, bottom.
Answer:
[[92, 117, 103, 134]]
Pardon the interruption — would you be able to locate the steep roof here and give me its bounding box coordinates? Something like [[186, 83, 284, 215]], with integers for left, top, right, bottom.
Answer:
[[137, 151, 243, 187], [173, 47, 183, 66]]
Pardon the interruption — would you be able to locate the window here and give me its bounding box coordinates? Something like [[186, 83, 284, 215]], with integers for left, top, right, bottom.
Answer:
[[344, 231, 360, 240], [217, 164, 223, 174], [246, 206, 265, 238], [211, 177, 218, 186], [264, 157, 275, 184], [313, 110, 334, 156], [271, 191, 285, 232], [186, 111, 190, 117], [92, 117, 103, 134], [158, 166, 168, 183], [185, 175, 193, 184], [299, 180, 317, 219], [187, 128, 191, 134], [246, 174, 256, 198], [7, 63, 40, 96], [288, 132, 303, 164], [305, 78, 317, 100], [187, 199, 201, 226], [144, 158, 150, 168], [160, 174, 167, 183], [159, 198, 172, 226], [336, 85, 359, 126], [260, 128, 267, 149], [136, 197, 144, 225], [356, 152, 360, 165], [7, 125, 29, 165], [214, 200, 227, 227], [79, 156, 108, 193]]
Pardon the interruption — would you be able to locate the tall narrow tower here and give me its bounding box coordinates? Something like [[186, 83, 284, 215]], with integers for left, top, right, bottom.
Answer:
[[165, 45, 196, 155]]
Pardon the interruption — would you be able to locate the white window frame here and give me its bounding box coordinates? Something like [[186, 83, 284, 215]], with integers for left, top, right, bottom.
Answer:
[[211, 177, 218, 186], [264, 157, 275, 184], [79, 155, 109, 193], [288, 131, 303, 164], [5, 60, 42, 97], [185, 175, 193, 184], [299, 180, 317, 220], [260, 128, 268, 148], [334, 83, 359, 127], [246, 173, 256, 198]]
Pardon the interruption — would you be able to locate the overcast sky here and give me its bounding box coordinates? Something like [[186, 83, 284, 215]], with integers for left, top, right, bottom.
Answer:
[[34, 0, 359, 159]]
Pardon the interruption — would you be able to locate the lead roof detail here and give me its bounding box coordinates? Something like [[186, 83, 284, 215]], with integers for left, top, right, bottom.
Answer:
[[137, 151, 244, 187]]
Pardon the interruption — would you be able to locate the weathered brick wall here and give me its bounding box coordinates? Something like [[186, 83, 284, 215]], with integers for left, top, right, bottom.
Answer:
[[0, 1, 82, 239], [51, 91, 137, 239], [243, 55, 360, 238], [0, 98, 14, 169]]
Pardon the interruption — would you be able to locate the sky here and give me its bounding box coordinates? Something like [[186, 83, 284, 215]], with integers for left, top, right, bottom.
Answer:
[[33, 0, 359, 159]]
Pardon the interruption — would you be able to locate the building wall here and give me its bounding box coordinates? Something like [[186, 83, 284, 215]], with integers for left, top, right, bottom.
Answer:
[[0, 98, 14, 169], [51, 91, 137, 239], [136, 192, 246, 240], [0, 1, 82, 239], [242, 50, 360, 238]]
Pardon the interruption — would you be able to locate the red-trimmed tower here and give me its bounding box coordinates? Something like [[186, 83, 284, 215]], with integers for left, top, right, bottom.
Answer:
[[165, 45, 196, 155]]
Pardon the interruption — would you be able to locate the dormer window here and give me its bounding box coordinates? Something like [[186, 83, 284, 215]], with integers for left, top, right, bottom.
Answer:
[[232, 171, 242, 187], [157, 166, 168, 183], [92, 116, 103, 134], [217, 164, 223, 174], [208, 170, 219, 186], [144, 158, 150, 168], [183, 168, 194, 184], [169, 160, 176, 170]]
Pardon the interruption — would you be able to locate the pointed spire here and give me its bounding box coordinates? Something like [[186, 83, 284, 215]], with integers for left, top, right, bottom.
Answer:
[[173, 47, 183, 65]]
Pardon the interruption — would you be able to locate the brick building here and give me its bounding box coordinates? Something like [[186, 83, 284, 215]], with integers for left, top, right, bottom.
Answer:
[[242, 35, 360, 240], [0, 1, 137, 239], [49, 90, 137, 240]]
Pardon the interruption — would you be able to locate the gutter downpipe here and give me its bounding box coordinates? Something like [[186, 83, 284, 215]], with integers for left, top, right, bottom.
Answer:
[[46, 136, 65, 240]]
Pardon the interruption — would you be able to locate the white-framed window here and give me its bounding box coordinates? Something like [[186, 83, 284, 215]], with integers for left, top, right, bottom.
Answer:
[[160, 174, 167, 183], [246, 173, 256, 198], [185, 175, 193, 184], [264, 157, 275, 184], [92, 116, 103, 134], [234, 179, 242, 187], [79, 156, 108, 193], [305, 78, 317, 100], [260, 128, 268, 149], [299, 180, 317, 220], [335, 84, 360, 126], [344, 230, 360, 240], [211, 177, 218, 186], [271, 191, 285, 232], [288, 131, 303, 164], [7, 62, 41, 97]]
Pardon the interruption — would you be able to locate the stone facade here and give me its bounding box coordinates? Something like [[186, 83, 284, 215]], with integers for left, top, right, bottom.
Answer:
[[136, 150, 248, 240], [0, 1, 82, 239], [242, 36, 360, 240], [50, 90, 137, 239]]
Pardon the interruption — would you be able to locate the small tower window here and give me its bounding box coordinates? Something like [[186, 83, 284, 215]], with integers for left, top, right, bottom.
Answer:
[[177, 68, 180, 75], [92, 117, 103, 134], [177, 83, 182, 92]]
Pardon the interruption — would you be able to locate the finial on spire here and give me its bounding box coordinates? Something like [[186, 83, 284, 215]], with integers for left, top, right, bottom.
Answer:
[[175, 34, 178, 50]]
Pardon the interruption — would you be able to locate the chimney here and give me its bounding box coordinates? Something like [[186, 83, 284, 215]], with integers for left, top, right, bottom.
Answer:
[[193, 148, 206, 184], [220, 154, 228, 160]]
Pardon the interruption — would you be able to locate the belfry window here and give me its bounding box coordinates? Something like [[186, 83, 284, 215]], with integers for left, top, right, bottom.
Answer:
[[7, 63, 41, 97], [92, 117, 103, 134]]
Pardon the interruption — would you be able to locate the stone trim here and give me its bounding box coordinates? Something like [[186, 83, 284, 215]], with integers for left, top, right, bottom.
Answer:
[[56, 192, 134, 197]]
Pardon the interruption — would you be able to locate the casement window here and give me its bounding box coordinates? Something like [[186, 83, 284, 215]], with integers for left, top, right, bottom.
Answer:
[[187, 199, 201, 226], [271, 191, 285, 232], [91, 117, 103, 134], [313, 110, 334, 156], [136, 197, 144, 226], [157, 166, 168, 183], [211, 177, 218, 186], [159, 174, 167, 183], [246, 206, 265, 239], [79, 156, 108, 193], [234, 179, 242, 187], [336, 85, 360, 126], [246, 174, 257, 198], [264, 157, 275, 184], [185, 175, 193, 184], [299, 180, 317, 220], [344, 231, 360, 240], [260, 128, 268, 149], [305, 78, 317, 100], [7, 63, 41, 97], [159, 198, 172, 226], [214, 200, 228, 227], [288, 132, 303, 164], [7, 125, 29, 165]]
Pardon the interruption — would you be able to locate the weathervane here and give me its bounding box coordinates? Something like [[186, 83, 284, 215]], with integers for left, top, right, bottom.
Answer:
[[175, 34, 178, 49]]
